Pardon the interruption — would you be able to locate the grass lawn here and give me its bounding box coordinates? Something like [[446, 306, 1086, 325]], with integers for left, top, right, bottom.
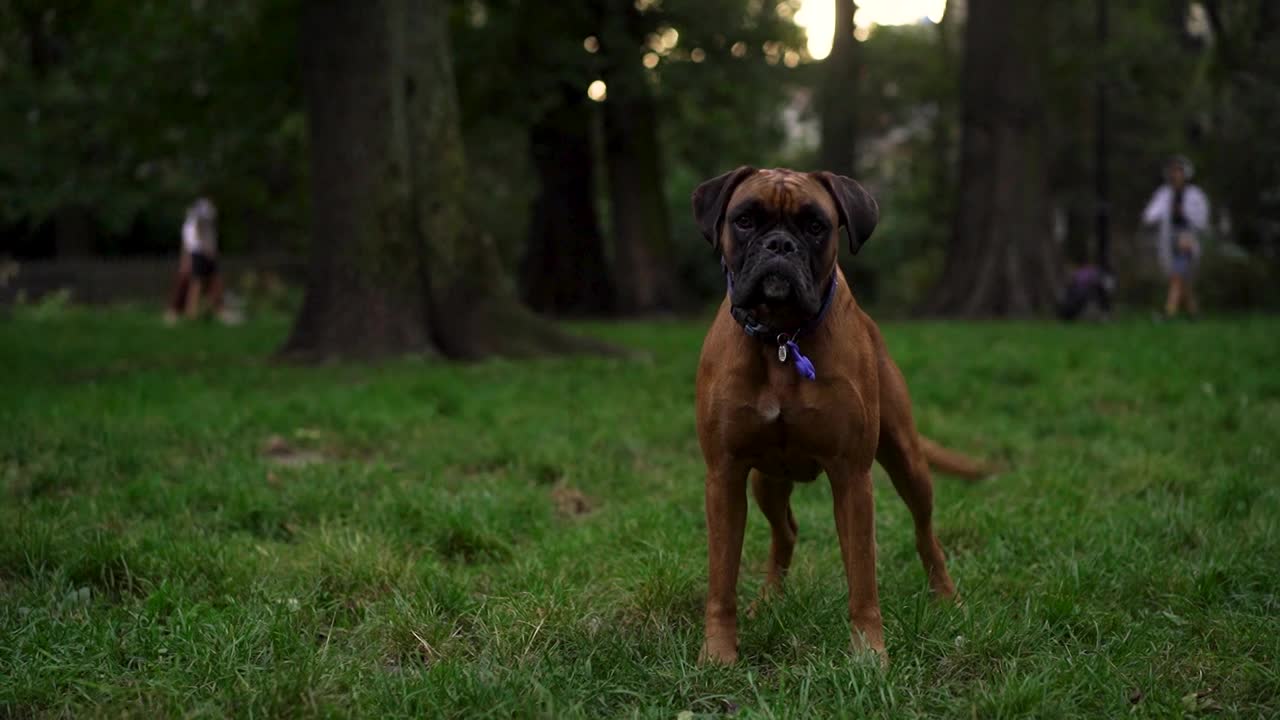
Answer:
[[2, 306, 1278, 718]]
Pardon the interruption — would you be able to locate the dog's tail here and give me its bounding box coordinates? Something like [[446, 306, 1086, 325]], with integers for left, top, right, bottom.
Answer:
[[918, 436, 995, 481]]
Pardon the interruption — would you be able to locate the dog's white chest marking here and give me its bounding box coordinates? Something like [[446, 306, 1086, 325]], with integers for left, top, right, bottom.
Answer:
[[757, 394, 781, 422]]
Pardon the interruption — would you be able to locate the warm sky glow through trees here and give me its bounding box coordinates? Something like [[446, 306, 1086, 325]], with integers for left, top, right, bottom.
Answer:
[[794, 0, 948, 58]]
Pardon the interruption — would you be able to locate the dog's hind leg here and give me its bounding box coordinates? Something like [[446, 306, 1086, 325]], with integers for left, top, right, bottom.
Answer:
[[750, 470, 797, 606], [875, 355, 957, 599]]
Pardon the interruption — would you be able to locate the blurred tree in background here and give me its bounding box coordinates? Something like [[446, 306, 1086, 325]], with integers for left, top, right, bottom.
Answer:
[[819, 0, 860, 177], [283, 0, 610, 360], [868, 0, 1280, 314], [451, 0, 804, 314], [450, 1, 616, 316], [923, 0, 1059, 316], [1203, 2, 1280, 279], [595, 0, 677, 313]]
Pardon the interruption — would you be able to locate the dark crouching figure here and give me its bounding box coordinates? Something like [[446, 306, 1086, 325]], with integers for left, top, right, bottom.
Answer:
[[1057, 263, 1112, 322]]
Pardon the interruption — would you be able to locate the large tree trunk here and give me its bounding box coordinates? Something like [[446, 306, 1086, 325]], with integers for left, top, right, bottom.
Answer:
[[922, 0, 1061, 316], [1203, 0, 1280, 254], [520, 87, 615, 316], [284, 0, 616, 360], [819, 0, 860, 176], [598, 0, 677, 314], [283, 0, 434, 358]]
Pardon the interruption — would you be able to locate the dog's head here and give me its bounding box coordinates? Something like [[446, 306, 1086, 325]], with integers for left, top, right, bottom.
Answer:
[[692, 167, 878, 321]]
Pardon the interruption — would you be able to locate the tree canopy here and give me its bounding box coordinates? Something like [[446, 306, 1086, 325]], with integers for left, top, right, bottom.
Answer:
[[3, 0, 1278, 318]]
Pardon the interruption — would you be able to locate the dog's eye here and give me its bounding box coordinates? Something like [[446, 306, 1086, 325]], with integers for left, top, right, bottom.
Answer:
[[806, 220, 825, 236], [733, 215, 754, 231]]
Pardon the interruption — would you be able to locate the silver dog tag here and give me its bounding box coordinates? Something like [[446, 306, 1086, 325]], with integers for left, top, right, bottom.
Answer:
[[778, 344, 788, 363]]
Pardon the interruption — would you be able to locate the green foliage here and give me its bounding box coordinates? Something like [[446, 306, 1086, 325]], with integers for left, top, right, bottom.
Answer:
[[844, 1, 1280, 311], [1194, 244, 1280, 309], [3, 308, 1279, 716], [450, 0, 807, 297], [449, 0, 595, 273], [1042, 0, 1210, 241], [649, 0, 807, 177], [1030, 0, 1280, 289], [845, 23, 957, 310], [0, 0, 306, 253], [4, 0, 1277, 313], [1201, 0, 1280, 253]]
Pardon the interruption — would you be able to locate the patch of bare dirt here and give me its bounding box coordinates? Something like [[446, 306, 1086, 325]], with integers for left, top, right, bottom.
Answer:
[[551, 484, 596, 518], [260, 434, 327, 468]]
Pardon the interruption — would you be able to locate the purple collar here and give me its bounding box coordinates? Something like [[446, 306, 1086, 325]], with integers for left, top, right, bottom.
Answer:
[[722, 265, 838, 381]]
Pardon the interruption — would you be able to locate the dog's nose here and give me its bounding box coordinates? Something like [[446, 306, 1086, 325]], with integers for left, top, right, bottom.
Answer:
[[763, 235, 797, 256]]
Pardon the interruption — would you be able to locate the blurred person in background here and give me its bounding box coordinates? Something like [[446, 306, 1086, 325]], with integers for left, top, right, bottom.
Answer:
[[1142, 156, 1209, 320], [1056, 261, 1111, 322], [165, 196, 225, 324]]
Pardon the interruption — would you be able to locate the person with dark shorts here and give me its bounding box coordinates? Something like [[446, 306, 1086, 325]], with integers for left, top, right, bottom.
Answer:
[[166, 197, 224, 323], [190, 250, 218, 283]]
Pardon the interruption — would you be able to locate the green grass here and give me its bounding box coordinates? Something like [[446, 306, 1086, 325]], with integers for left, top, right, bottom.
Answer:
[[2, 306, 1278, 719]]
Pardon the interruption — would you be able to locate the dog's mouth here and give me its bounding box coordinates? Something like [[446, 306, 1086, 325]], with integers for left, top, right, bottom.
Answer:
[[731, 260, 819, 319], [760, 273, 794, 302]]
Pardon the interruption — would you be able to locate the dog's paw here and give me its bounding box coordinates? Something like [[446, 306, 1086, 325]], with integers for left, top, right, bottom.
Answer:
[[698, 639, 739, 665], [931, 585, 960, 604], [849, 630, 888, 668], [850, 645, 889, 669]]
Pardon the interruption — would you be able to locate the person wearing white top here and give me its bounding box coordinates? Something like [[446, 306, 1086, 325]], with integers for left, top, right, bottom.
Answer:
[[1142, 156, 1209, 318], [165, 197, 224, 323]]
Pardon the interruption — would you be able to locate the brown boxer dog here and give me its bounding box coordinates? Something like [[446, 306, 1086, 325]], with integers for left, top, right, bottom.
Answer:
[[692, 167, 987, 665]]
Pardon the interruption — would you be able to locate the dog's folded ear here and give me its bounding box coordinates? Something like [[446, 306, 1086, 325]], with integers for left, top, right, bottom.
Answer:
[[692, 166, 756, 250], [813, 172, 879, 254]]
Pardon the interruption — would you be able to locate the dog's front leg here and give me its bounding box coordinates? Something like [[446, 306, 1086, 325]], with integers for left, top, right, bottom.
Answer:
[[827, 463, 886, 660], [700, 458, 749, 664]]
